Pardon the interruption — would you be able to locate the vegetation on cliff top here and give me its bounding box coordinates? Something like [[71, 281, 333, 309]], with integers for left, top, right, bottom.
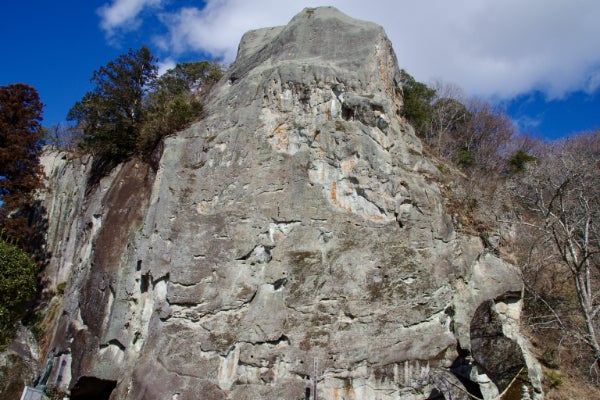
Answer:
[[401, 69, 600, 392], [0, 47, 222, 355], [0, 46, 598, 396], [67, 46, 222, 173]]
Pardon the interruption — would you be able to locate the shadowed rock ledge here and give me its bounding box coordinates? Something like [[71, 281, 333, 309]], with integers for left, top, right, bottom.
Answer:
[[33, 7, 542, 400]]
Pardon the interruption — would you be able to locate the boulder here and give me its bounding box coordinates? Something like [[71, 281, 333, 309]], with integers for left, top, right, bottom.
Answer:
[[23, 7, 543, 400]]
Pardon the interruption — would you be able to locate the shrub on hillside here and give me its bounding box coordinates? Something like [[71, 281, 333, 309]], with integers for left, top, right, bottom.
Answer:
[[0, 238, 37, 348]]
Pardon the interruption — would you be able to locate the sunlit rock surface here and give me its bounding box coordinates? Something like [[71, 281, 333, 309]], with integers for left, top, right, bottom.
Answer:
[[32, 7, 542, 400]]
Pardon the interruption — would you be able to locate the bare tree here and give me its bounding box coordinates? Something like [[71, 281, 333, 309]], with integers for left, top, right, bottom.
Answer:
[[45, 122, 83, 152], [510, 130, 600, 371], [428, 80, 468, 155], [459, 99, 515, 171]]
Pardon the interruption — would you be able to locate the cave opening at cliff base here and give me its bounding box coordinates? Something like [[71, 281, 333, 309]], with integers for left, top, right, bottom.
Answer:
[[70, 376, 117, 400]]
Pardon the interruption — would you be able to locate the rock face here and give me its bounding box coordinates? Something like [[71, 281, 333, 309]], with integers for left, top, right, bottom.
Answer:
[[28, 7, 542, 400]]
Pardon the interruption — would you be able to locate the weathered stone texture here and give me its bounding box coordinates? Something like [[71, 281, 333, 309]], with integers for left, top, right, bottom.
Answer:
[[27, 7, 543, 400]]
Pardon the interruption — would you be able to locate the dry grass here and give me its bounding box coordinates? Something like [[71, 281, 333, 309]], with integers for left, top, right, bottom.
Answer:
[[542, 368, 600, 400]]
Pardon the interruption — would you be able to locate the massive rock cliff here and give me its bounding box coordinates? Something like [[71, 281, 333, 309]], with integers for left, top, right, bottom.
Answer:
[[19, 7, 542, 400]]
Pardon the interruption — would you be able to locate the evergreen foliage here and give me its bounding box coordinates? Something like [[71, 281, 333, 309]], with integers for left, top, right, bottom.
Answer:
[[68, 46, 158, 162], [454, 148, 474, 168], [0, 83, 44, 244], [68, 47, 223, 169], [153, 61, 223, 95], [0, 237, 37, 349], [398, 69, 436, 135], [139, 61, 222, 154], [508, 149, 537, 174]]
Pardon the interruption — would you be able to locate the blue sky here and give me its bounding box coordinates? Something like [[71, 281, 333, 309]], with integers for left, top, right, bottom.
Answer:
[[2, 1, 599, 140]]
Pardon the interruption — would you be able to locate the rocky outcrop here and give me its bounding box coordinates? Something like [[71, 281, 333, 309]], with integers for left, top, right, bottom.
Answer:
[[19, 7, 542, 400]]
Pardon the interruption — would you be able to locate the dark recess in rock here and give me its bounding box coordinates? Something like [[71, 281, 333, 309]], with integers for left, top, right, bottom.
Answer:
[[470, 300, 526, 392], [70, 376, 117, 400]]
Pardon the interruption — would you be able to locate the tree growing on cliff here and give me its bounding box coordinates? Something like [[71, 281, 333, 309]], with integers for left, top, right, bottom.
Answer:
[[153, 61, 223, 95], [399, 74, 515, 174], [398, 69, 436, 136], [426, 80, 469, 155], [0, 83, 45, 243], [138, 61, 223, 155], [69, 48, 223, 169], [453, 99, 515, 171], [68, 46, 158, 163], [45, 122, 83, 152]]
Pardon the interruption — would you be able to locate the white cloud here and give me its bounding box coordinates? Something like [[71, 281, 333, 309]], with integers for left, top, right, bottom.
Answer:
[[157, 58, 176, 76], [111, 0, 600, 101], [514, 115, 543, 132], [157, 1, 327, 62], [98, 0, 164, 35], [585, 70, 600, 94]]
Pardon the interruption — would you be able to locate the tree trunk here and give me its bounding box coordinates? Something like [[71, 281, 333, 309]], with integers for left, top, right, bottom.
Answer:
[[575, 272, 600, 368]]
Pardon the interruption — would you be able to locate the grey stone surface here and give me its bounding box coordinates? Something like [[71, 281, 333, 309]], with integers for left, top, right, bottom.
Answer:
[[29, 7, 543, 400]]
